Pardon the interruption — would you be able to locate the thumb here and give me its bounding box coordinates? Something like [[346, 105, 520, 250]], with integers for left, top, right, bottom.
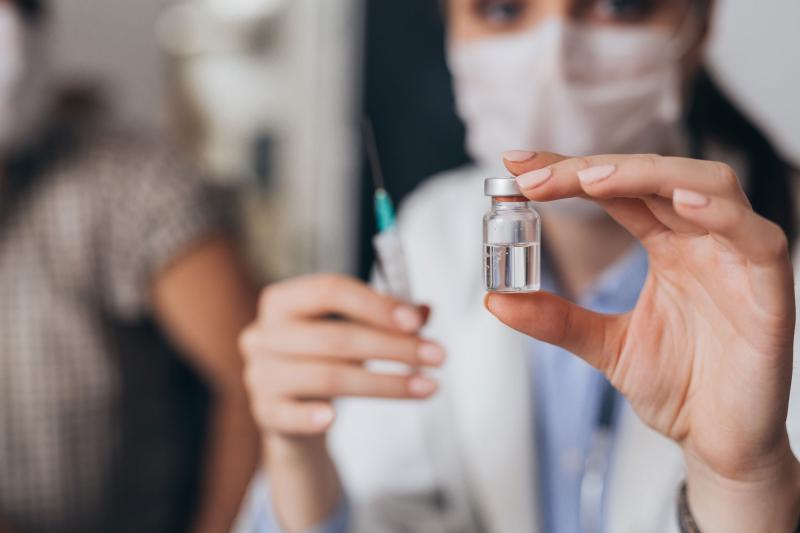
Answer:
[[484, 291, 625, 374]]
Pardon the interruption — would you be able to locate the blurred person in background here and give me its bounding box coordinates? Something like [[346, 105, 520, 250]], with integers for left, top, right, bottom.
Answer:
[[0, 1, 259, 532], [241, 1, 800, 532]]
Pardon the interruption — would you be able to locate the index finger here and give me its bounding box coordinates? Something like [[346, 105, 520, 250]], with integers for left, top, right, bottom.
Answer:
[[513, 152, 749, 206], [259, 274, 425, 333], [502, 150, 567, 177]]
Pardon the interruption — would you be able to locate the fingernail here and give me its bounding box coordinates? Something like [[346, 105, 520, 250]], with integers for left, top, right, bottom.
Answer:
[[310, 408, 334, 428], [516, 168, 552, 190], [578, 165, 616, 185], [417, 343, 446, 365], [417, 305, 432, 324], [503, 150, 537, 163], [408, 376, 437, 397], [393, 306, 422, 332], [673, 188, 709, 208]]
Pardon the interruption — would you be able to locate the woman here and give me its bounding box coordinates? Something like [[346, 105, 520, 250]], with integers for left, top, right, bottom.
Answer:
[[0, 1, 259, 531], [241, 1, 800, 532]]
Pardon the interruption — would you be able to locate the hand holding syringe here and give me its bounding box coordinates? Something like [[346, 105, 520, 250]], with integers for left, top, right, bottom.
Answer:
[[238, 121, 447, 531]]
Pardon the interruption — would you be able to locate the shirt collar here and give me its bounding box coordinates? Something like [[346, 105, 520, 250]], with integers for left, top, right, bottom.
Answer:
[[541, 242, 648, 314], [581, 243, 648, 313]]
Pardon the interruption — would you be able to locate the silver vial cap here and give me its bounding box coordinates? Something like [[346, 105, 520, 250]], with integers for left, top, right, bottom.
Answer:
[[484, 177, 523, 197]]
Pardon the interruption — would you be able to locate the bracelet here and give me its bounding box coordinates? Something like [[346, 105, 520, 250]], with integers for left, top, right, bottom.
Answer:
[[676, 483, 700, 533], [678, 483, 800, 533]]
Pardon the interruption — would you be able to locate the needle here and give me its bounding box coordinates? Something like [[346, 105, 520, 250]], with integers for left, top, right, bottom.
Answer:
[[361, 116, 397, 232]]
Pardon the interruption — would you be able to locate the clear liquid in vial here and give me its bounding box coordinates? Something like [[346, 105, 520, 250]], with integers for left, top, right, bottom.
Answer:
[[484, 242, 541, 293]]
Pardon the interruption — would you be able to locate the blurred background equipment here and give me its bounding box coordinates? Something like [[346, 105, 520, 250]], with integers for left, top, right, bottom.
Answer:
[[48, 0, 800, 282], [154, 0, 364, 280]]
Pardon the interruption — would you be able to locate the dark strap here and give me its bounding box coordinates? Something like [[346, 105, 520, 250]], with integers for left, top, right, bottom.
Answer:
[[677, 483, 701, 533], [678, 483, 800, 533]]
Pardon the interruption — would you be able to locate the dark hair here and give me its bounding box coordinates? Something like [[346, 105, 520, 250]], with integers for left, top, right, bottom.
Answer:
[[0, 85, 107, 222], [13, 0, 46, 22], [687, 68, 797, 246]]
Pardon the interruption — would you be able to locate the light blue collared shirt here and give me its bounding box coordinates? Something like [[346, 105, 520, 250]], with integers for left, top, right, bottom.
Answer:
[[250, 245, 649, 533], [533, 245, 648, 533], [248, 478, 349, 533]]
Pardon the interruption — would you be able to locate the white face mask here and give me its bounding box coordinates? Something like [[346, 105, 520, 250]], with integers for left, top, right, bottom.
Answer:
[[0, 3, 48, 155], [447, 15, 699, 217], [0, 4, 27, 148]]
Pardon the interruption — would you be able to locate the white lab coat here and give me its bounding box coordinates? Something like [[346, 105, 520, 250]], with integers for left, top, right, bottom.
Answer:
[[324, 164, 800, 533]]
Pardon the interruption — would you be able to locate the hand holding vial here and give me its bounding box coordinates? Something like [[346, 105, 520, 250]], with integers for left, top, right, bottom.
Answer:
[[485, 151, 800, 533]]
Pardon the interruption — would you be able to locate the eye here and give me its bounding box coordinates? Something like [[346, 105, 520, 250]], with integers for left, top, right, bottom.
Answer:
[[473, 0, 527, 27], [592, 0, 657, 22]]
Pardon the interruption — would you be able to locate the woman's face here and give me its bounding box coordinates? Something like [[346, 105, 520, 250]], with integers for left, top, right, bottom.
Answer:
[[445, 0, 712, 174], [447, 0, 699, 44]]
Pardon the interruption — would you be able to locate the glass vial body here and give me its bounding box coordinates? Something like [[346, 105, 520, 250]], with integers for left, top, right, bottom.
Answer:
[[483, 178, 541, 293]]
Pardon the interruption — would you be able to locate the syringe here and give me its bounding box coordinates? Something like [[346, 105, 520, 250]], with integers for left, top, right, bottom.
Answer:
[[362, 117, 412, 301], [362, 118, 449, 512]]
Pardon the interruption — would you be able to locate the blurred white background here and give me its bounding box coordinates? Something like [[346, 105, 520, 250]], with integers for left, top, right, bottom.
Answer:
[[50, 0, 800, 163], [707, 0, 800, 166]]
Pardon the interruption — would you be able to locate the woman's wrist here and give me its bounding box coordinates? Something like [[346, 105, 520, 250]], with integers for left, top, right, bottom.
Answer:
[[684, 443, 800, 533], [265, 433, 344, 532], [266, 433, 329, 467]]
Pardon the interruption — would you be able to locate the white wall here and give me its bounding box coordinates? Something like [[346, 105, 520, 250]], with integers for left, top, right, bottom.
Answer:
[[49, 0, 800, 161], [708, 0, 800, 165]]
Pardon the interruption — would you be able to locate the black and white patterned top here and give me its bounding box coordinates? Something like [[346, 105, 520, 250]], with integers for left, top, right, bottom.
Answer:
[[0, 118, 229, 533]]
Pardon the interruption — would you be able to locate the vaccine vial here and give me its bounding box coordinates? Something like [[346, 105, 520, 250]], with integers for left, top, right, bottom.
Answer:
[[484, 177, 541, 293]]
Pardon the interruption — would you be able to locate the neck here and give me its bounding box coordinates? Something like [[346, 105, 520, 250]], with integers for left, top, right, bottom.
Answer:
[[543, 213, 635, 299]]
